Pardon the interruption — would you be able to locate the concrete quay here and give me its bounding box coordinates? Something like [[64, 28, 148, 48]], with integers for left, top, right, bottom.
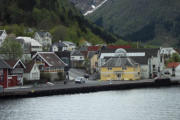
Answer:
[[0, 79, 179, 98]]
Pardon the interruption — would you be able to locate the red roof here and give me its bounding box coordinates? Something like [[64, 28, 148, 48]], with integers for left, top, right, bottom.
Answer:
[[167, 62, 180, 68], [107, 45, 131, 49], [88, 46, 100, 51]]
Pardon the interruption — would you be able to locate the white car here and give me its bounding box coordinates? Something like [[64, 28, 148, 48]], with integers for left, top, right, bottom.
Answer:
[[75, 77, 86, 84]]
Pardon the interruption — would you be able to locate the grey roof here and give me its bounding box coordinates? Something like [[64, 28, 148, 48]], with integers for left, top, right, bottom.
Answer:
[[102, 57, 138, 67], [34, 52, 67, 67], [53, 42, 67, 47], [71, 50, 83, 56], [130, 56, 148, 65], [0, 59, 11, 69]]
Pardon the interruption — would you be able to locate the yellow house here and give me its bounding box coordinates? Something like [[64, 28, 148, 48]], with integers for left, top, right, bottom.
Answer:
[[100, 57, 140, 80], [90, 53, 98, 73]]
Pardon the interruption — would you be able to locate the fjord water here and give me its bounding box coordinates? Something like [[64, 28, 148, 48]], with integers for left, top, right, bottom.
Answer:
[[0, 87, 180, 120]]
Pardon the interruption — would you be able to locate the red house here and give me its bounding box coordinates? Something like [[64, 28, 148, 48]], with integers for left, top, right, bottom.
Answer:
[[0, 59, 18, 88], [5, 59, 26, 85]]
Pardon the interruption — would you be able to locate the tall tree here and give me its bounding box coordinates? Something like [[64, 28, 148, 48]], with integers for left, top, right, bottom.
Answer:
[[0, 38, 23, 60]]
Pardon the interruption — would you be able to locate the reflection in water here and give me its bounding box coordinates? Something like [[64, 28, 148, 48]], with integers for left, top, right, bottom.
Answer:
[[0, 87, 180, 120]]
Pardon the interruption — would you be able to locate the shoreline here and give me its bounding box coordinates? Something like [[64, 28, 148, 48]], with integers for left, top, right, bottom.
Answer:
[[0, 80, 179, 98]]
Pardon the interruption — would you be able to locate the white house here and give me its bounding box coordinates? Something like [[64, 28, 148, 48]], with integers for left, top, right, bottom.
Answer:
[[160, 47, 177, 55], [34, 31, 52, 47], [63, 41, 76, 51], [71, 50, 85, 68], [71, 50, 85, 61], [160, 47, 177, 61], [24, 61, 40, 81], [51, 41, 68, 52], [16, 37, 42, 52], [0, 30, 7, 46]]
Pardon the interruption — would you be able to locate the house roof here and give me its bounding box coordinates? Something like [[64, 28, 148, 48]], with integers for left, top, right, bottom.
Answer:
[[53, 42, 67, 48], [0, 59, 11, 69], [33, 52, 67, 67], [55, 51, 71, 58], [130, 56, 149, 65], [5, 59, 26, 69], [16, 37, 42, 47], [24, 61, 36, 73], [88, 46, 100, 51], [100, 48, 159, 58], [102, 57, 138, 67], [71, 50, 83, 56], [107, 45, 131, 49], [167, 62, 180, 68]]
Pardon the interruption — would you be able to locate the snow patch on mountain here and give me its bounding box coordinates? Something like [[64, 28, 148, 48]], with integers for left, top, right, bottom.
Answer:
[[84, 0, 108, 16]]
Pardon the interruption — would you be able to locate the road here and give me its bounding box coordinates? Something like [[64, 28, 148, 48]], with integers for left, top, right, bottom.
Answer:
[[69, 68, 86, 80]]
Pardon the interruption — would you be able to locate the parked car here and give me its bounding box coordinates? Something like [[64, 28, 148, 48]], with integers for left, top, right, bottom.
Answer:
[[75, 77, 86, 84], [46, 82, 55, 86], [84, 74, 89, 79]]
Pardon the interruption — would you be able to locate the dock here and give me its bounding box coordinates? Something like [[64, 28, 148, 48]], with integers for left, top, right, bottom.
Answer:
[[0, 79, 179, 98]]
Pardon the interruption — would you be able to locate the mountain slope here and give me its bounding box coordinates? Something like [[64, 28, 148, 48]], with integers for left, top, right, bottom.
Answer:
[[0, 0, 118, 44], [87, 0, 180, 47], [70, 0, 105, 14]]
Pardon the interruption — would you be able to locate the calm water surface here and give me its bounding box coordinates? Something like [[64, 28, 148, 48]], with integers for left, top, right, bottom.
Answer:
[[0, 87, 180, 120]]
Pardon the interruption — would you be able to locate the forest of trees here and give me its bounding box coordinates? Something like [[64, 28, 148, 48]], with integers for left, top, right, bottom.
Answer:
[[0, 0, 119, 45]]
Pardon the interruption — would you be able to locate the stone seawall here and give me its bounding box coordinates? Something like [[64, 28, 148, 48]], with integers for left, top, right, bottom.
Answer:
[[0, 80, 179, 98]]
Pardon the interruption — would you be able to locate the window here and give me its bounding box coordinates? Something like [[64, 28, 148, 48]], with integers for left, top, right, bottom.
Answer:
[[122, 66, 126, 70], [108, 68, 112, 70]]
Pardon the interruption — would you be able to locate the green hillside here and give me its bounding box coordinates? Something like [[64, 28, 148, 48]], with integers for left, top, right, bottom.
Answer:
[[0, 0, 118, 45], [87, 0, 180, 47]]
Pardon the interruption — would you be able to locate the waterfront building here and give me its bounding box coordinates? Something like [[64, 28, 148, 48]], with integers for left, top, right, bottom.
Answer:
[[0, 59, 18, 88], [32, 52, 67, 73], [24, 61, 40, 81], [100, 49, 140, 81], [5, 59, 26, 85], [99, 48, 164, 79]]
